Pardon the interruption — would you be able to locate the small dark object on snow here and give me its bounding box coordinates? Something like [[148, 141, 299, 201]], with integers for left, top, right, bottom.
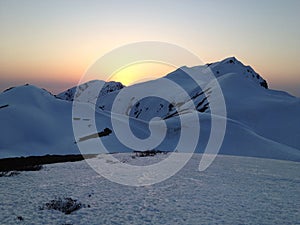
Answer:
[[77, 128, 112, 142], [0, 104, 9, 109], [41, 197, 82, 215], [17, 216, 24, 221], [133, 150, 167, 157]]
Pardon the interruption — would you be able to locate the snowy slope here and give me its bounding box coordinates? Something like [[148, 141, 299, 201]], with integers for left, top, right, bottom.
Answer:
[[215, 73, 300, 150], [0, 85, 79, 158], [1, 154, 299, 224], [0, 57, 299, 161]]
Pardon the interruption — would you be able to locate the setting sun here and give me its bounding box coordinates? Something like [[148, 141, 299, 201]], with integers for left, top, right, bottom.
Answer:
[[107, 62, 176, 86]]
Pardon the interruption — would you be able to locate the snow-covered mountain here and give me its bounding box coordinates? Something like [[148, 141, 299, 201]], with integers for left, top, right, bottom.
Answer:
[[56, 80, 124, 101], [0, 85, 77, 158], [0, 57, 299, 161]]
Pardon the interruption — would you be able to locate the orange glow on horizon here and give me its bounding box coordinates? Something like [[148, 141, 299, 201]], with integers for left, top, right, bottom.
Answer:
[[107, 62, 176, 86]]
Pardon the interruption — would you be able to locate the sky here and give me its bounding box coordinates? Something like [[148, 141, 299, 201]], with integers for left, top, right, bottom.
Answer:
[[0, 0, 299, 96]]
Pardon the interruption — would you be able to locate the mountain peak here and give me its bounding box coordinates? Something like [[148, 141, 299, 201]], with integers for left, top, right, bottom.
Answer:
[[168, 57, 268, 89], [221, 56, 238, 64], [0, 83, 57, 108], [2, 84, 54, 96], [56, 80, 125, 101], [206, 57, 268, 89]]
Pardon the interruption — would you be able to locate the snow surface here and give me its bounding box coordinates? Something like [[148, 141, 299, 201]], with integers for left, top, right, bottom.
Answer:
[[0, 153, 299, 224], [0, 57, 300, 161]]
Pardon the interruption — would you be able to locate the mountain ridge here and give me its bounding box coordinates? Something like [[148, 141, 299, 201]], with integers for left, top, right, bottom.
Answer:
[[0, 57, 299, 161]]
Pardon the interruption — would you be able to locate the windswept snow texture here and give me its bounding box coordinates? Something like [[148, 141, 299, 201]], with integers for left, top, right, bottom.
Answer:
[[0, 154, 299, 224], [0, 57, 300, 161]]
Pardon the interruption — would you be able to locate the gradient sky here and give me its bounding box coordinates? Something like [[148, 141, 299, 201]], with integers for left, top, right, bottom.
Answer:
[[1, 0, 299, 95]]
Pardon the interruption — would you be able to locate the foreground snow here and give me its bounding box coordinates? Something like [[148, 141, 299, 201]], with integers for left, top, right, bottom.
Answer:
[[0, 153, 299, 224]]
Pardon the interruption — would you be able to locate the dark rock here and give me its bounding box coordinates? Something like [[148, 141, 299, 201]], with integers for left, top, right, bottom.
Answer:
[[133, 150, 167, 157], [260, 80, 268, 89], [0, 104, 9, 109], [17, 216, 24, 221], [40, 197, 82, 215]]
